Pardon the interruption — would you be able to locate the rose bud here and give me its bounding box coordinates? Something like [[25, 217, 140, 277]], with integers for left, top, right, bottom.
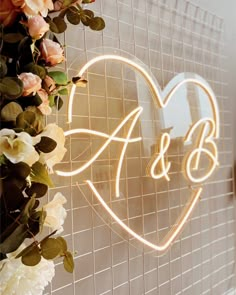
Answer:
[[40, 39, 65, 66], [18, 72, 42, 96], [28, 15, 50, 40]]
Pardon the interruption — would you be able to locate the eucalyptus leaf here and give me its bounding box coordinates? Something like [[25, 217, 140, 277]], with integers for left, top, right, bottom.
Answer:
[[16, 111, 36, 129], [16, 243, 37, 259], [36, 136, 57, 153], [50, 17, 67, 34], [66, 8, 81, 25], [3, 33, 24, 43], [1, 102, 23, 122], [89, 17, 105, 31], [56, 237, 68, 253], [63, 251, 74, 273], [0, 57, 7, 78], [58, 88, 68, 95], [54, 96, 63, 110], [31, 162, 54, 188], [25, 182, 48, 198], [48, 71, 68, 85], [0, 224, 28, 254], [22, 197, 36, 219], [41, 238, 62, 260], [21, 245, 41, 266], [11, 162, 31, 179], [0, 77, 23, 99], [81, 9, 94, 26]]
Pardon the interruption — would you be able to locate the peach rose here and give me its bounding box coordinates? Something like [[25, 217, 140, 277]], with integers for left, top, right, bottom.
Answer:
[[43, 75, 56, 93], [40, 39, 65, 66], [0, 0, 20, 27], [37, 89, 52, 115], [18, 72, 42, 96], [11, 0, 25, 6], [22, 0, 54, 17], [28, 15, 49, 39]]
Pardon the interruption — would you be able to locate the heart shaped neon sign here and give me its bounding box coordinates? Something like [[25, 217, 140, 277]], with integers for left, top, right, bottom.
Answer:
[[56, 54, 219, 252]]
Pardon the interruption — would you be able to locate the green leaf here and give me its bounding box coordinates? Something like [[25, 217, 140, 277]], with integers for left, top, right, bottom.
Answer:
[[11, 162, 31, 179], [41, 238, 62, 260], [0, 224, 28, 254], [0, 57, 7, 78], [81, 9, 94, 26], [1, 102, 23, 122], [3, 33, 24, 43], [48, 71, 68, 85], [89, 17, 105, 31], [58, 88, 68, 95], [66, 7, 81, 25], [25, 182, 48, 198], [31, 92, 43, 107], [22, 197, 36, 219], [16, 243, 37, 259], [31, 162, 54, 188], [24, 106, 45, 134], [56, 237, 68, 253], [36, 136, 57, 153], [54, 96, 63, 110], [24, 63, 47, 79], [50, 17, 67, 34], [63, 251, 74, 273], [16, 111, 36, 129], [72, 76, 87, 87], [21, 245, 41, 266], [0, 77, 23, 99]]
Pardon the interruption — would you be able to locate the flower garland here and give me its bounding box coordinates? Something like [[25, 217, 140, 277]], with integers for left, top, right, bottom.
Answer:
[[0, 0, 105, 294]]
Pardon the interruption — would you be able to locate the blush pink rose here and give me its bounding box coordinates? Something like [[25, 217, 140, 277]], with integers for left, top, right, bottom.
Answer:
[[22, 0, 54, 17], [28, 15, 49, 39], [37, 89, 52, 115], [40, 39, 65, 66], [18, 72, 42, 96]]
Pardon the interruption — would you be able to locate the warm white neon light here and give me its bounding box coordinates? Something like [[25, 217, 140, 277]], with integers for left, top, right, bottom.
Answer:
[[67, 54, 220, 138], [183, 118, 219, 183], [147, 133, 171, 181], [86, 180, 202, 251], [61, 53, 220, 252], [57, 107, 142, 198]]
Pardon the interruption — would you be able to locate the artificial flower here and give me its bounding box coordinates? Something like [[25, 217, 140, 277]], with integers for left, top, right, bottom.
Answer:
[[27, 15, 50, 39], [53, 0, 82, 11], [36, 123, 67, 172], [0, 129, 40, 166], [21, 0, 54, 17], [40, 39, 65, 66], [37, 89, 52, 115], [41, 192, 67, 234], [43, 75, 56, 93], [0, 0, 20, 27], [18, 72, 42, 96], [0, 246, 55, 295]]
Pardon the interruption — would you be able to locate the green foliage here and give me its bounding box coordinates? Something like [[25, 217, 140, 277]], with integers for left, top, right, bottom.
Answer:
[[36, 136, 57, 153], [0, 77, 23, 99], [1, 102, 23, 122], [31, 162, 54, 188], [48, 71, 68, 86], [41, 238, 62, 259], [63, 251, 74, 273]]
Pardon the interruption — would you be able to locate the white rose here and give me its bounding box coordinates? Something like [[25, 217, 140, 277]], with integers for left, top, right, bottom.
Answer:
[[36, 123, 67, 172], [0, 247, 55, 295], [42, 192, 67, 234], [0, 129, 40, 166]]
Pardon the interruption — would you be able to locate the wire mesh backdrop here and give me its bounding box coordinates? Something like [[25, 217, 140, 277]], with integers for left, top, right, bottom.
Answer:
[[44, 0, 236, 294]]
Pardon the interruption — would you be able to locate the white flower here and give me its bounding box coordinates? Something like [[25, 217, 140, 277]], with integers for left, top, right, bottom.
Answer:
[[42, 192, 67, 234], [0, 249, 55, 295], [0, 129, 40, 166], [36, 123, 67, 172]]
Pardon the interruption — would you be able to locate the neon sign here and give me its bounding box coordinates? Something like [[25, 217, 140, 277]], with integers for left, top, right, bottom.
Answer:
[[56, 54, 219, 252]]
